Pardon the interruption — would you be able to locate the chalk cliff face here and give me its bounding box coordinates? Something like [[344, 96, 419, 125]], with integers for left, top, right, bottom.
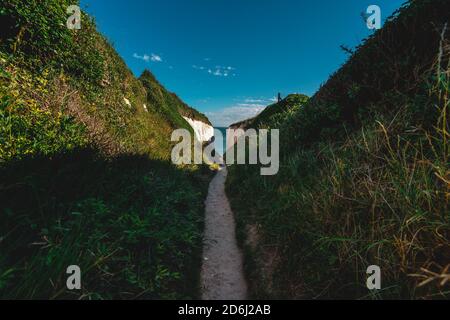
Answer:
[[183, 116, 214, 142]]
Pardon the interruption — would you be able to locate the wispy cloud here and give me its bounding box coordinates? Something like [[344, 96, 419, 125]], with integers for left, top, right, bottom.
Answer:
[[192, 65, 206, 70], [241, 97, 278, 105], [133, 53, 163, 63], [244, 98, 266, 104], [205, 104, 265, 127], [210, 66, 236, 77], [196, 97, 211, 104], [237, 103, 266, 108], [150, 53, 162, 62], [193, 63, 236, 77]]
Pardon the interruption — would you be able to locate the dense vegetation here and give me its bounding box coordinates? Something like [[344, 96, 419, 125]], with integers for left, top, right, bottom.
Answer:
[[227, 0, 449, 299], [0, 0, 211, 299], [235, 94, 309, 130]]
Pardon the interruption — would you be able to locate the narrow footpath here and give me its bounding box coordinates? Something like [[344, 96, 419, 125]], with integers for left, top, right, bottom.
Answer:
[[201, 167, 248, 300]]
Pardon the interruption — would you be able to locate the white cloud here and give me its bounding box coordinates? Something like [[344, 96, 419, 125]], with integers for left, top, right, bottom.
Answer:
[[196, 97, 211, 104], [133, 53, 149, 62], [133, 53, 163, 63], [205, 105, 265, 127], [193, 63, 236, 77], [210, 66, 235, 77], [192, 65, 206, 70], [241, 97, 279, 105], [237, 103, 266, 108], [150, 53, 162, 62], [244, 98, 266, 103]]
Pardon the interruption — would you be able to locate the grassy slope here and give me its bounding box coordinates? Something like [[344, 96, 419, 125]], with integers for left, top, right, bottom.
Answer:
[[0, 0, 211, 299], [139, 70, 211, 130], [227, 0, 449, 299], [235, 94, 310, 130]]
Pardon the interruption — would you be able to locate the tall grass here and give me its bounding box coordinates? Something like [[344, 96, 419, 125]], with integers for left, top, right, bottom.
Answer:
[[226, 0, 449, 299]]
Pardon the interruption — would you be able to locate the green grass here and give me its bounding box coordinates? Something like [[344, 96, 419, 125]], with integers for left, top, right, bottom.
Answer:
[[0, 0, 213, 299], [139, 70, 211, 129], [0, 150, 210, 299], [249, 94, 309, 130], [227, 0, 449, 299]]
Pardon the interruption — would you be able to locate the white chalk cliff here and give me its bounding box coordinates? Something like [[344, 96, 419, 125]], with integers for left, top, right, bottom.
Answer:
[[183, 116, 214, 142]]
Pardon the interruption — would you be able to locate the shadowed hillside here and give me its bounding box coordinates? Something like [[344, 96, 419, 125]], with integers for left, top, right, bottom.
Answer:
[[0, 0, 212, 299], [227, 0, 449, 299]]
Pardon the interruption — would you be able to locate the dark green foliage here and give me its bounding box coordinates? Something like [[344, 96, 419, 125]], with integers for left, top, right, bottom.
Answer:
[[227, 0, 450, 299], [0, 0, 212, 299], [0, 150, 208, 299], [0, 0, 104, 88], [1, 0, 73, 61]]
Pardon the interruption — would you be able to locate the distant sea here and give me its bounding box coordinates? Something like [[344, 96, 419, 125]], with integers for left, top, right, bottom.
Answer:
[[214, 127, 227, 156]]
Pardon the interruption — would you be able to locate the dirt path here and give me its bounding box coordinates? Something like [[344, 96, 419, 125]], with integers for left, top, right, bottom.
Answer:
[[201, 167, 248, 300]]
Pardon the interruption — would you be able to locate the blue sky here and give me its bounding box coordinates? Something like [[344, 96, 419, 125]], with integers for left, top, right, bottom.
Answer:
[[80, 0, 405, 127]]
